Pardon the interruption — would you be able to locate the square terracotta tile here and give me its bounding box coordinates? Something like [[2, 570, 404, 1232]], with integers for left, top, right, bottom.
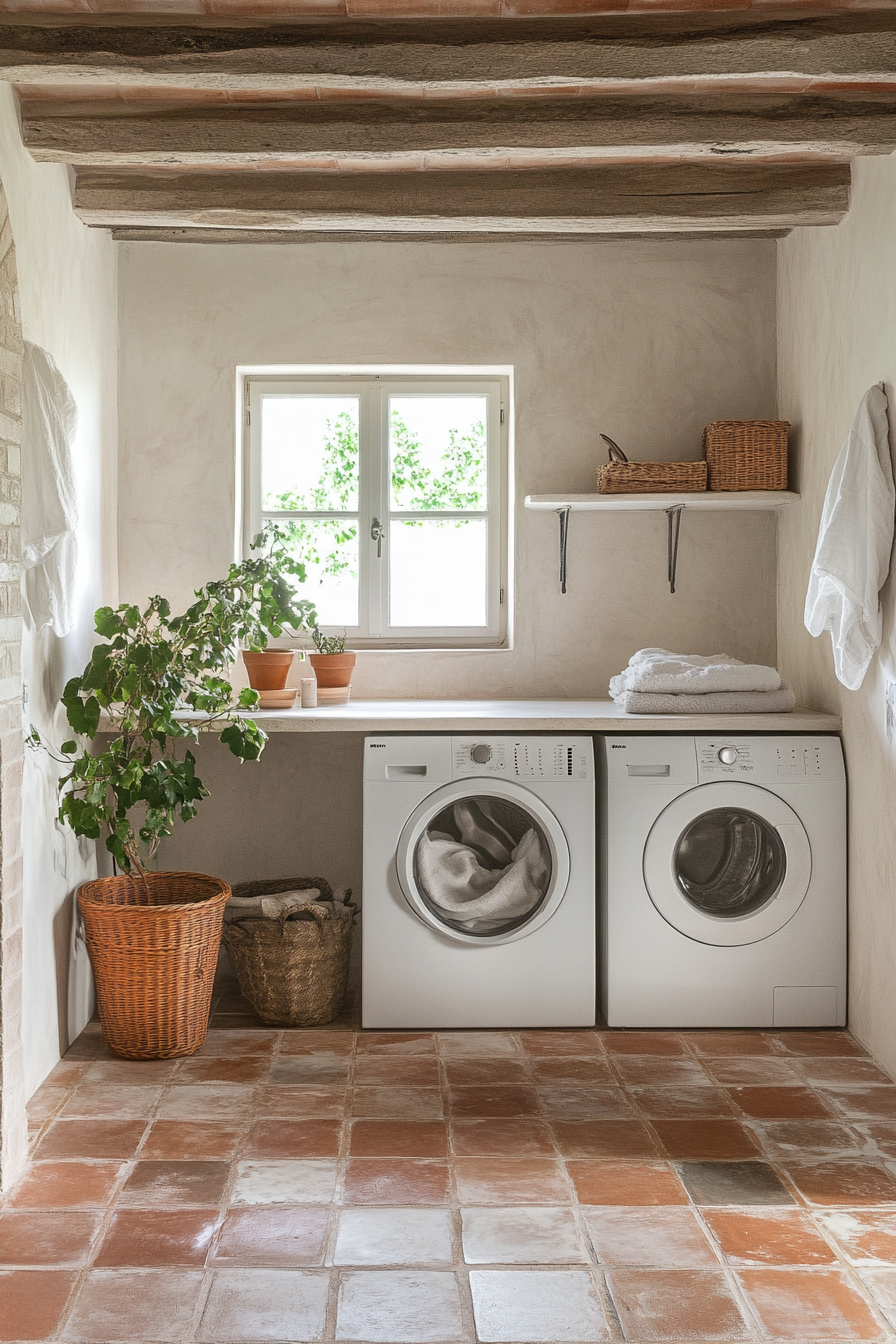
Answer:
[[118, 1161, 230, 1205], [566, 1161, 687, 1206], [677, 1161, 795, 1206], [536, 1086, 633, 1118], [583, 1206, 718, 1266], [140, 1120, 243, 1160], [607, 1267, 749, 1340], [449, 1086, 540, 1118], [737, 1267, 884, 1338], [462, 1206, 586, 1264], [94, 1209, 218, 1267], [454, 1158, 570, 1205], [196, 1028, 280, 1057], [784, 1161, 896, 1206], [531, 1057, 614, 1084], [231, 1159, 338, 1206], [198, 1268, 330, 1342], [727, 1086, 835, 1120], [278, 1030, 353, 1055], [351, 1087, 443, 1119], [771, 1032, 868, 1058], [213, 1207, 329, 1266], [61, 1084, 163, 1119], [823, 1087, 896, 1121], [611, 1058, 711, 1087], [33, 1119, 147, 1160], [257, 1085, 346, 1118], [26, 1085, 76, 1123], [269, 1055, 351, 1085], [704, 1209, 838, 1265], [449, 1118, 555, 1157], [550, 1120, 659, 1160], [334, 1208, 452, 1265], [356, 1032, 436, 1055], [0, 1211, 102, 1266], [61, 1268, 205, 1341], [682, 1032, 778, 1057], [860, 1268, 896, 1331], [438, 1032, 521, 1057], [519, 1031, 604, 1057], [750, 1120, 865, 1162], [173, 1056, 269, 1085], [353, 1056, 442, 1085], [343, 1159, 450, 1205], [706, 1058, 804, 1087], [444, 1058, 530, 1086], [798, 1058, 894, 1087], [0, 1270, 78, 1342], [469, 1268, 608, 1341], [815, 1211, 896, 1266], [155, 1084, 254, 1121], [630, 1086, 735, 1119], [602, 1032, 686, 1057], [349, 1120, 447, 1157], [243, 1119, 342, 1158], [336, 1269, 463, 1342], [7, 1160, 125, 1209], [652, 1120, 761, 1160], [858, 1122, 896, 1158], [81, 1059, 178, 1086]]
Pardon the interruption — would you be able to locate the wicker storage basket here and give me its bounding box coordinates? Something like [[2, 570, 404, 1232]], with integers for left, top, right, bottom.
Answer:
[[703, 420, 789, 490], [596, 436, 707, 494], [77, 871, 230, 1060], [223, 878, 357, 1027]]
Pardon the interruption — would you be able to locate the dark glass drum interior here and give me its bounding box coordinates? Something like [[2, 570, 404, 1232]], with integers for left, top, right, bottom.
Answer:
[[674, 807, 786, 918], [413, 795, 553, 937]]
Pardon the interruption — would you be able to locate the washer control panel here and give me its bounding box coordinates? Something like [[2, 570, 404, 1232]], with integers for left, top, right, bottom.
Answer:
[[453, 737, 593, 781], [697, 736, 843, 783]]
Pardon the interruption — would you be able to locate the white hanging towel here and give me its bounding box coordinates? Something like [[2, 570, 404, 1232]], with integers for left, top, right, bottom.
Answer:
[[804, 385, 895, 690], [22, 342, 79, 637]]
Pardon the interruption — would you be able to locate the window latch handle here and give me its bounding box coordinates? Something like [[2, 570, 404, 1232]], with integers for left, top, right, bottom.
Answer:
[[371, 518, 384, 559]]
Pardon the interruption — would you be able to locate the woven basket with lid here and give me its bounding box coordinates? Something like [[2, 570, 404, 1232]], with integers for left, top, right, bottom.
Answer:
[[77, 871, 230, 1060]]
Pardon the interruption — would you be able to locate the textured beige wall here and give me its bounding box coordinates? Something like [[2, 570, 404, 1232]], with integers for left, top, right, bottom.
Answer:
[[777, 155, 896, 1075], [120, 238, 778, 699]]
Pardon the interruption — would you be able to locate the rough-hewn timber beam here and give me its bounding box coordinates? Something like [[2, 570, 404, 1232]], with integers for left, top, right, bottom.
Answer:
[[72, 161, 850, 233], [21, 95, 896, 166], [2, 15, 896, 95]]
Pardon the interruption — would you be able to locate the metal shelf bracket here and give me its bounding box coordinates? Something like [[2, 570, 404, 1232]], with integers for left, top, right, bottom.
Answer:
[[665, 504, 685, 595], [557, 506, 571, 594]]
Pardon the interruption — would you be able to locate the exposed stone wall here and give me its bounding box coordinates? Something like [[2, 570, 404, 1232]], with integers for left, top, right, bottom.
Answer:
[[0, 181, 26, 1191]]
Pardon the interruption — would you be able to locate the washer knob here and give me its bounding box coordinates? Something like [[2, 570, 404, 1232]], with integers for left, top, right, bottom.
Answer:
[[471, 744, 492, 765], [717, 746, 738, 765]]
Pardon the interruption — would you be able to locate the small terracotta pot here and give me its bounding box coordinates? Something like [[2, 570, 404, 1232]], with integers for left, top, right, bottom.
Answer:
[[242, 649, 295, 692], [309, 652, 356, 689]]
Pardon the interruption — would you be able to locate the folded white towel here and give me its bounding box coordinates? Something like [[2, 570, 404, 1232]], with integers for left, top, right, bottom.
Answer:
[[615, 685, 796, 715], [610, 648, 782, 697]]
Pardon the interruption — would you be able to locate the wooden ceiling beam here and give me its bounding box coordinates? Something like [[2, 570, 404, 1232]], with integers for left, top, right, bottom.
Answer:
[[72, 161, 850, 233], [22, 95, 896, 165]]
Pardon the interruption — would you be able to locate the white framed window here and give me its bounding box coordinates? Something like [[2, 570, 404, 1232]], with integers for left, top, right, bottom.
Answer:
[[244, 370, 510, 648]]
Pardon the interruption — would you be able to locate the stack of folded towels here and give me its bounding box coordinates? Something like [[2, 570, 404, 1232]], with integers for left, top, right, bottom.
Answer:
[[609, 649, 796, 715]]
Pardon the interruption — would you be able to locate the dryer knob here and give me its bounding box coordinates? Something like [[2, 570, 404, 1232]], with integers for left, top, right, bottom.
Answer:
[[471, 744, 492, 765], [717, 746, 738, 765]]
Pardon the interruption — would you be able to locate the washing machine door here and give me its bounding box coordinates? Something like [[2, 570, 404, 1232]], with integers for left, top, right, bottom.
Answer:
[[395, 778, 571, 946], [643, 782, 812, 947]]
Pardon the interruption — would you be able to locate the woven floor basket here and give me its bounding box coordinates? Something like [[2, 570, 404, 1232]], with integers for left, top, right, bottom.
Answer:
[[77, 871, 231, 1060], [703, 421, 789, 490], [224, 878, 357, 1027]]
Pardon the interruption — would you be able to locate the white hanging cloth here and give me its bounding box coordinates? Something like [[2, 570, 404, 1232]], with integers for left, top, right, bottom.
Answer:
[[804, 384, 895, 690], [22, 342, 79, 637]]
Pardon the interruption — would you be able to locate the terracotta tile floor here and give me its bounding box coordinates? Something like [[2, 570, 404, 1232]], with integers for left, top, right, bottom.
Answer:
[[5, 1015, 896, 1342]]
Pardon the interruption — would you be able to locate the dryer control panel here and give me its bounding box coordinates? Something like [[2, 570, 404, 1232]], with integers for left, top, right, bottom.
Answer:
[[454, 737, 593, 782], [696, 736, 844, 783]]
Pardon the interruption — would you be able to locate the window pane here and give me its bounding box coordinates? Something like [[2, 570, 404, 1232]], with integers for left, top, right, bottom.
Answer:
[[272, 517, 359, 628], [389, 519, 487, 627], [390, 396, 488, 512], [261, 396, 359, 512]]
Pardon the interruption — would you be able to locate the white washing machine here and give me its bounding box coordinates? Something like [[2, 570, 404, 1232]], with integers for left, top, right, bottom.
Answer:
[[362, 735, 596, 1028], [601, 735, 846, 1028]]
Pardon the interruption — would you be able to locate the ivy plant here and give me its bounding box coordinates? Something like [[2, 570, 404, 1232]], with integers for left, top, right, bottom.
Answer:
[[46, 526, 317, 876]]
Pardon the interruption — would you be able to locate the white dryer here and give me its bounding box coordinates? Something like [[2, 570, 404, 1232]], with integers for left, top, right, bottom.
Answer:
[[362, 735, 595, 1029], [601, 735, 846, 1028]]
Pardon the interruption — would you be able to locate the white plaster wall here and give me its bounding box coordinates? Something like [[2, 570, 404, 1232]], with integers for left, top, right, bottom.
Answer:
[[777, 155, 896, 1075], [0, 84, 118, 1097]]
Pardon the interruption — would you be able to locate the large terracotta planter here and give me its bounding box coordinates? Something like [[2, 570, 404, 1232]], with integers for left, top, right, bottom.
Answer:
[[242, 649, 295, 691], [309, 652, 356, 688]]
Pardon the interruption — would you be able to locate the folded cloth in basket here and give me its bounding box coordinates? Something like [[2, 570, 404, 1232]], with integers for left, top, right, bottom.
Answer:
[[225, 888, 353, 921], [610, 648, 782, 697], [615, 685, 796, 715], [415, 827, 548, 933]]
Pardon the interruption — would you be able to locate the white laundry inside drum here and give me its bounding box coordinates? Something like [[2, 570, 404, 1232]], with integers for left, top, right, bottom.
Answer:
[[414, 796, 552, 935]]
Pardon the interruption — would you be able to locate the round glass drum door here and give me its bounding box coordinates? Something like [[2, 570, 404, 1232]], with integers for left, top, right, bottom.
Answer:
[[643, 782, 812, 947], [396, 779, 571, 946]]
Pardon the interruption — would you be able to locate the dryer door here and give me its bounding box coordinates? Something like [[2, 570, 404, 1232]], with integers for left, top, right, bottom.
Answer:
[[395, 778, 571, 946], [643, 782, 812, 947]]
